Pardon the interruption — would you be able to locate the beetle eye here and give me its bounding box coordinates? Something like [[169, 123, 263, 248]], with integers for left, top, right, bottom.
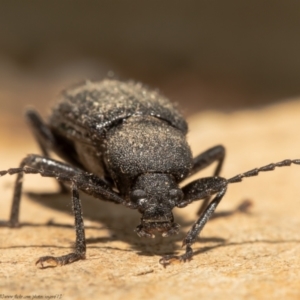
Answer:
[[169, 189, 183, 202], [131, 189, 147, 202]]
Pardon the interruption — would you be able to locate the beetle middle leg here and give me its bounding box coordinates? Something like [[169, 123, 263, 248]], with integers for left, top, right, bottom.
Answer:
[[1, 155, 82, 227], [0, 154, 125, 267], [185, 145, 225, 215], [26, 109, 80, 193], [186, 145, 250, 216]]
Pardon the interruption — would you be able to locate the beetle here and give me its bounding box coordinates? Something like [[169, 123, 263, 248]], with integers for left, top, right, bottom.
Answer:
[[0, 79, 299, 268]]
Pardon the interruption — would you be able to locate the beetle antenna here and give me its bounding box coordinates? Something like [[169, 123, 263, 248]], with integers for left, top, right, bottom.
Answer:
[[227, 159, 300, 184]]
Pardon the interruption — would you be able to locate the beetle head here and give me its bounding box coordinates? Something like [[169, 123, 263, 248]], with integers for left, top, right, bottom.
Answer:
[[131, 173, 182, 238]]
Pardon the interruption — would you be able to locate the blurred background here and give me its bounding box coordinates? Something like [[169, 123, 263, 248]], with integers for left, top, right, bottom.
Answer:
[[0, 0, 300, 123]]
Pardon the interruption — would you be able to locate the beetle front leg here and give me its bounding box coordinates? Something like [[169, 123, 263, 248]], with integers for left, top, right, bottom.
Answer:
[[160, 177, 228, 266], [36, 182, 86, 268], [0, 154, 127, 267]]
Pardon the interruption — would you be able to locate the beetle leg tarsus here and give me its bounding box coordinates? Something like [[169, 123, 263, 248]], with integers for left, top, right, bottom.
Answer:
[[159, 255, 180, 267], [159, 246, 193, 267], [36, 252, 86, 268]]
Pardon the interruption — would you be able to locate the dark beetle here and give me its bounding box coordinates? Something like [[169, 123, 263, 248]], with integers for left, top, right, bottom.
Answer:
[[1, 79, 299, 268]]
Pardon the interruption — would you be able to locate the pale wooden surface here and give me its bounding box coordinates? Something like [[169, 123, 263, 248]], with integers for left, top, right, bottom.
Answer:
[[1, 100, 300, 300]]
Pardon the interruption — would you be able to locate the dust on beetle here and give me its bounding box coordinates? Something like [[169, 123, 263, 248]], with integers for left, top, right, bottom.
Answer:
[[1, 79, 299, 268]]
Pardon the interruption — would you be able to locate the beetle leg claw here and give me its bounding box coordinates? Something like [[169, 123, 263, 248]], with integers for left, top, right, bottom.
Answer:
[[36, 253, 85, 268], [159, 246, 193, 267], [159, 255, 181, 266], [159, 254, 191, 267]]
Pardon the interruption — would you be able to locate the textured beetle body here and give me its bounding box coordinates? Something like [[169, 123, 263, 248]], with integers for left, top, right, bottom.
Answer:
[[105, 116, 193, 194], [48, 80, 193, 197], [2, 79, 298, 268]]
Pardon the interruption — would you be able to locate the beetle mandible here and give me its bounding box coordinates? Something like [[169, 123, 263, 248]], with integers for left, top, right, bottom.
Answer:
[[1, 79, 299, 268]]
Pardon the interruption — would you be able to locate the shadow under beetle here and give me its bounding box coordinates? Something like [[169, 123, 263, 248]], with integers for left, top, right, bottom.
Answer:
[[1, 79, 299, 268]]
